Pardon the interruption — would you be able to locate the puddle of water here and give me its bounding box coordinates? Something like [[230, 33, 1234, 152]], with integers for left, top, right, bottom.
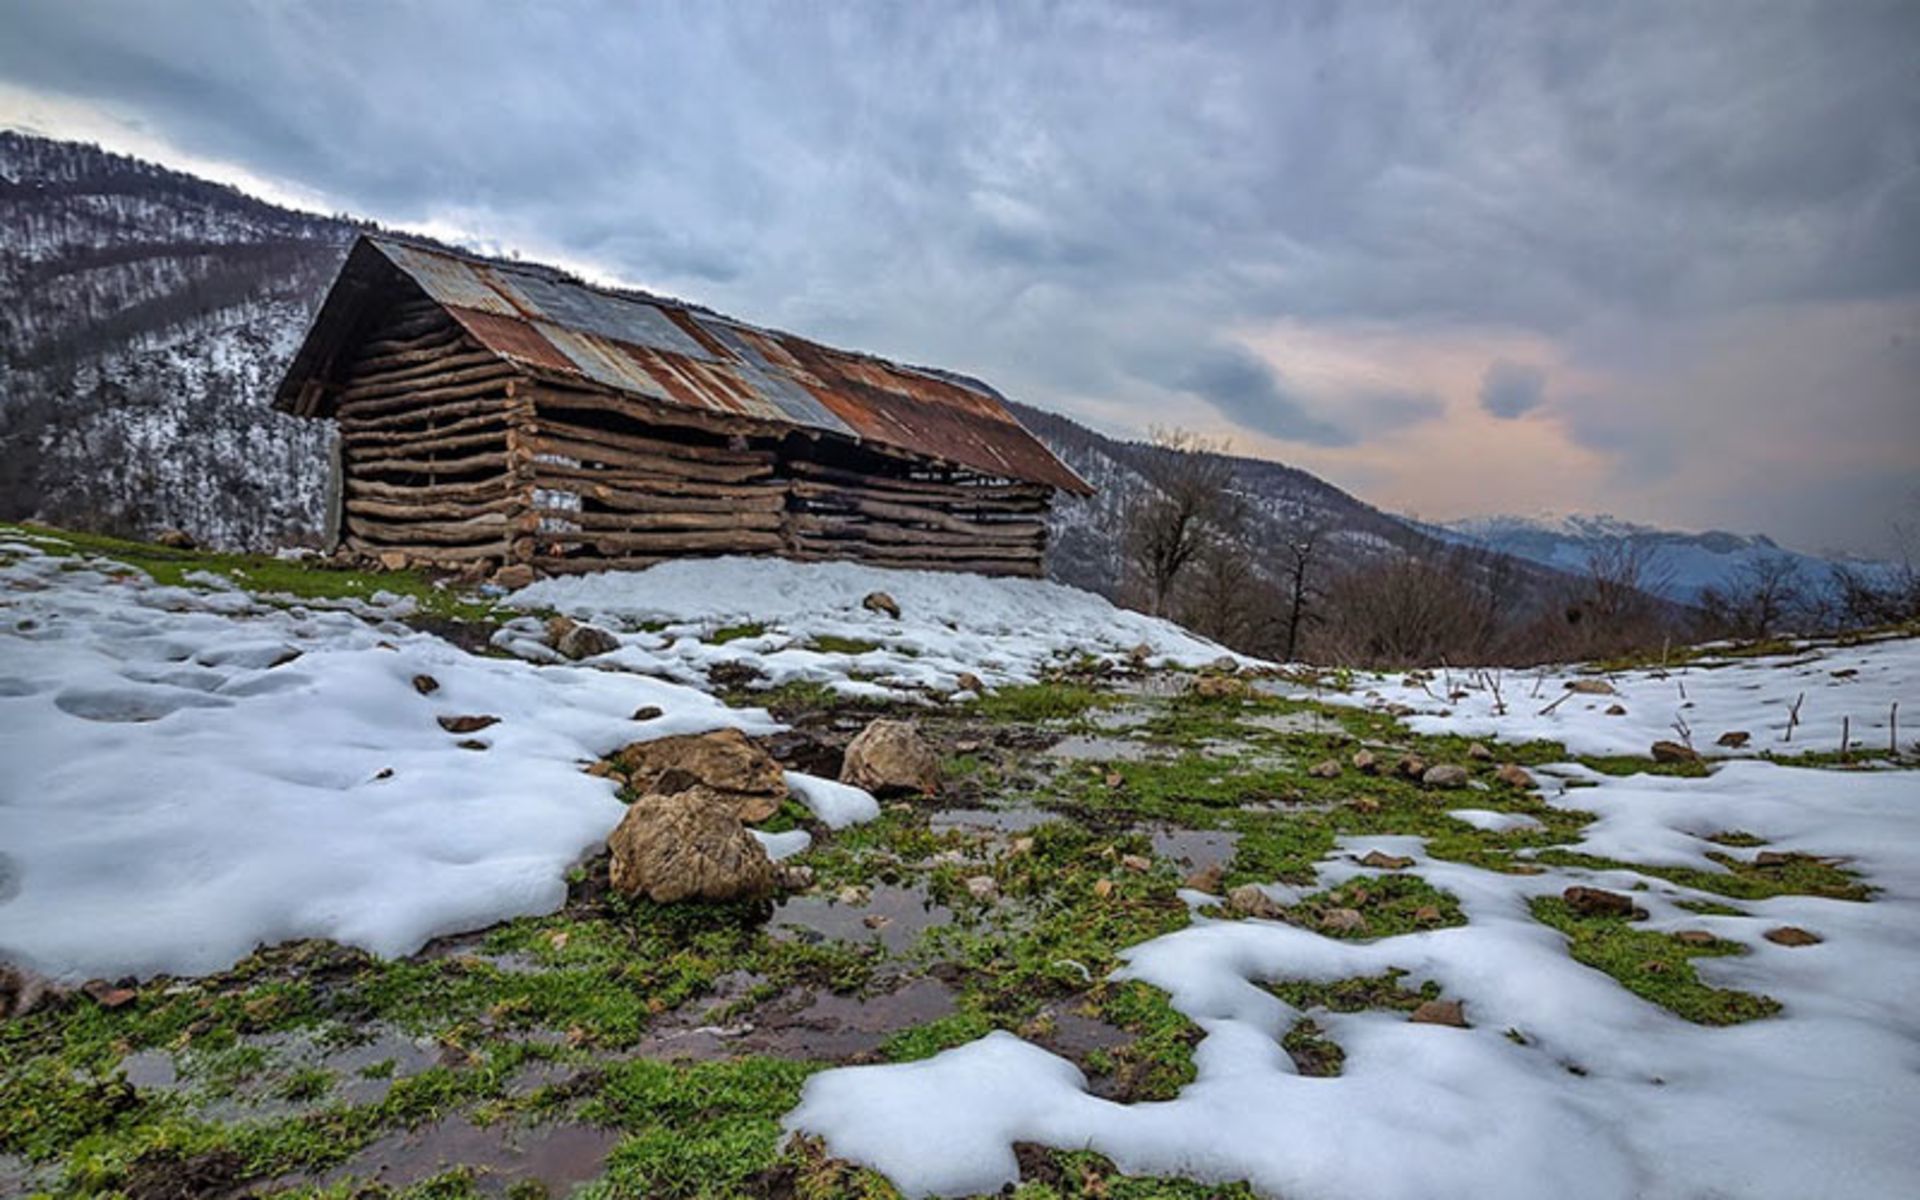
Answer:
[[307, 1116, 621, 1196], [1046, 735, 1156, 762], [1086, 704, 1155, 731], [1239, 710, 1345, 736], [122, 1049, 180, 1090], [930, 806, 1054, 835], [772, 884, 953, 954], [633, 976, 957, 1064], [1149, 828, 1241, 870]]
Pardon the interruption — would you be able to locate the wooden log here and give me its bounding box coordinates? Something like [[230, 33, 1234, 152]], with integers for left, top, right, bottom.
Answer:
[[344, 476, 508, 504], [787, 459, 1047, 503], [342, 535, 506, 565], [346, 495, 519, 522], [335, 372, 519, 417], [529, 460, 779, 499], [347, 512, 515, 546], [531, 528, 786, 553], [790, 533, 1037, 561], [527, 434, 773, 484], [349, 333, 473, 374], [789, 513, 1044, 548], [345, 351, 505, 396], [534, 414, 772, 467], [342, 418, 508, 453], [351, 449, 509, 477], [549, 485, 786, 515], [533, 507, 783, 533], [356, 325, 465, 360], [801, 491, 1048, 539], [532, 554, 669, 574], [338, 398, 508, 433]]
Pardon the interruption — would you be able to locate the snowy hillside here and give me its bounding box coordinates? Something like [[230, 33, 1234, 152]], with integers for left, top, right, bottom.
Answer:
[[1433, 511, 1896, 605]]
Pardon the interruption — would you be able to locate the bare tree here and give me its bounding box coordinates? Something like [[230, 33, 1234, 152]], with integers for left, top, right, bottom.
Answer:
[[1274, 517, 1326, 662], [1698, 555, 1812, 639], [1180, 537, 1261, 647], [1124, 427, 1244, 617]]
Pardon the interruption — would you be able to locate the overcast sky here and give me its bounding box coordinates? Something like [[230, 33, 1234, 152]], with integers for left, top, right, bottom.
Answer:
[[4, 0, 1916, 555]]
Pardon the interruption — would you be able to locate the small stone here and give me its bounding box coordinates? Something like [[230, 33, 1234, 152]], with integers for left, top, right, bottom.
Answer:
[[438, 714, 500, 734], [1357, 850, 1415, 870], [1396, 754, 1428, 779], [1605, 704, 1628, 716], [1093, 878, 1116, 900], [1563, 886, 1636, 918], [837, 885, 871, 906], [1386, 703, 1416, 717], [1716, 730, 1751, 748], [1673, 930, 1718, 946], [1467, 742, 1494, 761], [777, 864, 815, 890], [1210, 655, 1239, 673], [1104, 771, 1125, 789], [1009, 836, 1036, 856], [1129, 643, 1153, 665], [1228, 883, 1283, 919], [1640, 959, 1671, 974], [1651, 740, 1699, 764], [1409, 999, 1468, 1027], [377, 550, 409, 572], [862, 591, 901, 619], [492, 564, 536, 590], [82, 980, 138, 1009], [1764, 926, 1822, 947], [631, 705, 664, 722], [964, 875, 1000, 902], [1413, 904, 1444, 925], [1349, 795, 1381, 814], [1319, 907, 1366, 934], [373, 767, 394, 780], [1566, 679, 1616, 695], [456, 738, 488, 751], [955, 672, 986, 694], [411, 674, 439, 695], [1121, 853, 1152, 873], [863, 914, 892, 930], [153, 528, 195, 550], [545, 615, 579, 645], [1494, 762, 1534, 789], [1351, 749, 1379, 773], [1422, 764, 1470, 789], [1309, 759, 1341, 779], [1190, 673, 1249, 701], [1185, 864, 1225, 893], [841, 719, 940, 797]]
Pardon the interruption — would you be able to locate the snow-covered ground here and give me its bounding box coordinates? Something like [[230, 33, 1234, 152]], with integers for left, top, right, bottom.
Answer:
[[787, 640, 1920, 1199], [503, 556, 1242, 699], [0, 539, 774, 980]]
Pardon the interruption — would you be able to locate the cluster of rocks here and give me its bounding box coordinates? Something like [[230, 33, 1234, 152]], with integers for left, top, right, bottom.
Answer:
[[1311, 745, 1536, 792], [599, 718, 940, 908]]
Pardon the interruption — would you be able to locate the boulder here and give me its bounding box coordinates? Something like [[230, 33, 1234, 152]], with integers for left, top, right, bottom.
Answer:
[[1412, 904, 1444, 926], [1185, 864, 1226, 894], [840, 719, 940, 797], [1, 965, 55, 1019], [1673, 930, 1719, 946], [1409, 999, 1468, 1027], [1421, 764, 1470, 789], [862, 591, 901, 619], [607, 790, 776, 903], [1228, 884, 1284, 919], [1651, 740, 1700, 764], [615, 728, 789, 822]]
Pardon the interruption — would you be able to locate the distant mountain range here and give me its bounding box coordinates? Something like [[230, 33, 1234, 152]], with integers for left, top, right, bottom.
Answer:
[[1427, 512, 1898, 604]]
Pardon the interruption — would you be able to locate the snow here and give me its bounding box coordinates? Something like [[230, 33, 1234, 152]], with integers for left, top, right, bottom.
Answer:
[[1321, 635, 1918, 760], [786, 638, 1920, 1199], [0, 543, 778, 980], [505, 556, 1243, 697], [785, 771, 882, 830]]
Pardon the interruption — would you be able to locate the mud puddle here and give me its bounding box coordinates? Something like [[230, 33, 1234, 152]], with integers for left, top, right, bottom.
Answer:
[[296, 1115, 621, 1196], [772, 883, 953, 953], [633, 975, 956, 1064], [1149, 827, 1241, 872]]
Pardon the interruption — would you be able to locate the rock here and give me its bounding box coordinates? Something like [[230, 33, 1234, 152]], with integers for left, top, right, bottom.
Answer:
[[862, 591, 901, 619], [1566, 679, 1615, 695], [607, 791, 776, 904], [837, 885, 871, 906], [1410, 999, 1469, 1027], [1421, 764, 1470, 789], [955, 671, 986, 695], [1349, 795, 1382, 814], [1228, 884, 1284, 919], [615, 728, 788, 822], [840, 719, 940, 797], [1716, 731, 1752, 748], [1467, 742, 1494, 761], [1673, 930, 1719, 946], [82, 979, 138, 1009], [556, 623, 620, 661], [377, 550, 409, 572], [456, 738, 488, 751], [1494, 763, 1535, 789], [964, 875, 1000, 902], [1351, 749, 1379, 773], [1, 965, 55, 1019], [1009, 836, 1036, 856], [437, 714, 500, 734], [631, 705, 664, 722], [863, 914, 892, 930], [1357, 850, 1414, 870], [1753, 850, 1801, 867], [545, 614, 578, 645], [776, 864, 815, 890], [1093, 878, 1116, 900], [154, 528, 196, 550], [1120, 854, 1152, 873], [1309, 759, 1341, 779], [1210, 655, 1240, 673], [585, 760, 616, 778], [1190, 673, 1249, 701], [1319, 907, 1366, 934], [1651, 740, 1699, 764], [411, 674, 439, 695], [1413, 904, 1444, 925], [706, 659, 768, 689], [1605, 704, 1628, 716], [1104, 771, 1124, 789], [1128, 643, 1153, 666], [1185, 864, 1226, 894], [1396, 754, 1428, 779], [1764, 926, 1823, 947], [1563, 886, 1636, 918], [492, 564, 536, 590]]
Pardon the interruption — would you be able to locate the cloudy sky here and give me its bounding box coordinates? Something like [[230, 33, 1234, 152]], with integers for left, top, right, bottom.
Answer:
[[4, 0, 1917, 555]]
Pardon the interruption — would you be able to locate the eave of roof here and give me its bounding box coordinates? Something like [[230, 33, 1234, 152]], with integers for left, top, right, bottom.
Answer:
[[276, 236, 1092, 495]]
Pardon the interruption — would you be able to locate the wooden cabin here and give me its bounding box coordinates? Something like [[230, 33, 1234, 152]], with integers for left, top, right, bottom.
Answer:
[[275, 236, 1090, 580]]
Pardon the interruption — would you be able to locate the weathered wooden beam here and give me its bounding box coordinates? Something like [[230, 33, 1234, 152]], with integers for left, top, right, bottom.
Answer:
[[534, 507, 783, 533], [351, 449, 510, 477], [528, 433, 774, 484], [336, 372, 519, 416], [345, 351, 505, 396], [531, 528, 786, 553]]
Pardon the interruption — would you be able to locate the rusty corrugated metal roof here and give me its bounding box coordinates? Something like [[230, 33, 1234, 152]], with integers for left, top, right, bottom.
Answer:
[[278, 235, 1089, 494]]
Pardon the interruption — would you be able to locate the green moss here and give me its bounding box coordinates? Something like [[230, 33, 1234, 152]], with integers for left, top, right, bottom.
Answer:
[[1281, 1018, 1345, 1077], [708, 622, 768, 645], [1530, 897, 1780, 1024], [880, 1012, 997, 1063], [808, 634, 884, 655], [970, 683, 1113, 724], [1287, 874, 1467, 938], [1266, 969, 1439, 1014], [1532, 849, 1872, 902]]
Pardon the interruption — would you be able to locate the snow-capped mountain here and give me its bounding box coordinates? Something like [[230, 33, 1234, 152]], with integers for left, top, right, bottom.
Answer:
[[1431, 511, 1892, 604]]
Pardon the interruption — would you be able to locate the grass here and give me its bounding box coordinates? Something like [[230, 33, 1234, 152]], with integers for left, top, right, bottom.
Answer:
[[969, 682, 1114, 724], [1530, 897, 1781, 1024], [708, 622, 769, 645]]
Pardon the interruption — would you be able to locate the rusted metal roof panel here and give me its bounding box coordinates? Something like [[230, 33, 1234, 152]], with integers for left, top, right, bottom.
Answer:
[[337, 236, 1089, 493]]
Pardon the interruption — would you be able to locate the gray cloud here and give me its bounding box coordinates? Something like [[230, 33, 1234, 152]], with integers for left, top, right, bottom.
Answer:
[[1479, 361, 1548, 419], [2, 0, 1917, 551]]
